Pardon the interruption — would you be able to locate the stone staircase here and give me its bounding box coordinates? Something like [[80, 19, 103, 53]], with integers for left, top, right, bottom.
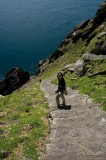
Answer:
[[40, 76, 106, 160]]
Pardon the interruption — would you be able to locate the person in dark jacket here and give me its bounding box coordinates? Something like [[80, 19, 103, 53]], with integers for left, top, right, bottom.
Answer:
[[55, 72, 66, 107]]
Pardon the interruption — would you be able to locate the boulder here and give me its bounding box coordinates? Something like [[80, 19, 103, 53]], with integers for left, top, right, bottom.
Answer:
[[72, 30, 83, 41], [90, 40, 106, 55], [74, 60, 86, 76], [0, 67, 30, 95], [98, 24, 105, 29], [93, 2, 106, 26], [59, 38, 70, 48], [88, 70, 106, 77], [39, 59, 50, 73], [49, 48, 65, 63], [75, 19, 90, 30], [82, 52, 106, 62], [63, 60, 86, 77], [81, 2, 106, 39], [97, 32, 106, 39], [38, 59, 46, 67], [62, 64, 75, 74], [81, 20, 94, 39], [86, 32, 96, 44]]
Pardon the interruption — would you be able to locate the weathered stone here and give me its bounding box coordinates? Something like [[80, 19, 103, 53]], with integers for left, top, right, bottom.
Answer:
[[72, 30, 83, 41], [82, 52, 106, 62], [98, 24, 105, 29], [81, 20, 94, 39], [59, 39, 70, 47], [81, 2, 106, 40], [74, 60, 86, 76], [48, 48, 66, 64], [93, 1, 106, 26], [62, 60, 86, 76], [62, 64, 75, 74], [97, 32, 106, 39], [75, 19, 90, 30], [0, 67, 30, 95], [86, 32, 96, 44], [88, 70, 106, 77], [38, 59, 46, 67], [39, 59, 50, 73], [90, 40, 106, 55]]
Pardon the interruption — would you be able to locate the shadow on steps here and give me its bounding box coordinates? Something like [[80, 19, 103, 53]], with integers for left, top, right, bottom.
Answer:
[[58, 104, 71, 110]]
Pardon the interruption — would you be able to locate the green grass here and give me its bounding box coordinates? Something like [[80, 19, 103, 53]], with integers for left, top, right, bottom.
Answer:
[[64, 72, 106, 110], [49, 23, 106, 111], [39, 38, 86, 80], [0, 80, 49, 160], [86, 22, 106, 52], [52, 71, 106, 110]]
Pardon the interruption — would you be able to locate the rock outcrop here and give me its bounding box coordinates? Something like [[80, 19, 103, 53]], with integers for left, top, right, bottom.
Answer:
[[0, 67, 30, 95], [62, 60, 86, 77], [36, 1, 106, 75], [82, 52, 106, 62]]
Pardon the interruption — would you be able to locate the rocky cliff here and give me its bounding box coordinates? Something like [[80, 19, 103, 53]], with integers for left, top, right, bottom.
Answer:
[[0, 67, 30, 95], [37, 1, 106, 75]]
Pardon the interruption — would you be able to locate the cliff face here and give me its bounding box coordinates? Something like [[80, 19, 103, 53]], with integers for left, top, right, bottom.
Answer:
[[37, 1, 106, 74]]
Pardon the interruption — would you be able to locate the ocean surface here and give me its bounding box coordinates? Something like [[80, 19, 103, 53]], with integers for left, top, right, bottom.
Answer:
[[0, 0, 104, 79]]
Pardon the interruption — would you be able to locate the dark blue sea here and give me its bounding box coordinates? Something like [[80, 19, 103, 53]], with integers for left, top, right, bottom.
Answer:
[[0, 0, 104, 79]]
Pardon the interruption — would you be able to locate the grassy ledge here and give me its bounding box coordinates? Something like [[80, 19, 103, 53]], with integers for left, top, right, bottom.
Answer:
[[0, 79, 49, 160], [52, 72, 106, 110], [65, 72, 106, 110]]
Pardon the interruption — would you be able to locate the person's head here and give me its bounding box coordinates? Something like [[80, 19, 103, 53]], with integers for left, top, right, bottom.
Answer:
[[57, 72, 63, 80]]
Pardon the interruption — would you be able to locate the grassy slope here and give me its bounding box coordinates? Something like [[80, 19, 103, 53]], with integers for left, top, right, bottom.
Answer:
[[0, 79, 49, 160], [42, 22, 106, 110], [0, 38, 88, 159]]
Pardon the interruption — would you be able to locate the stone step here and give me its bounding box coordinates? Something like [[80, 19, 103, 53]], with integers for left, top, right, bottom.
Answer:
[[51, 106, 103, 118], [41, 154, 106, 160], [50, 128, 106, 140]]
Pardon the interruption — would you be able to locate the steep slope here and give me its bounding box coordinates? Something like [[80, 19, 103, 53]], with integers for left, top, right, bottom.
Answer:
[[0, 79, 49, 159], [37, 1, 106, 110], [40, 75, 106, 160]]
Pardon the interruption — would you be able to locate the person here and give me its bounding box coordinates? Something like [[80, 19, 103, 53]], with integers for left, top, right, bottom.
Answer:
[[55, 72, 66, 107]]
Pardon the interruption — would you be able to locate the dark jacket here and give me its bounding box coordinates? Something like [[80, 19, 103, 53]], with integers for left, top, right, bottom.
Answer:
[[58, 78, 66, 92]]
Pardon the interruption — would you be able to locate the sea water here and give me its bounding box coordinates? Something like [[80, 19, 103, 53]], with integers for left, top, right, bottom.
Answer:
[[0, 0, 104, 78]]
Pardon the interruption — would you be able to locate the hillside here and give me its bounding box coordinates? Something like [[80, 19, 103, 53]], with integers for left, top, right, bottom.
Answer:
[[37, 1, 106, 110], [0, 1, 106, 160]]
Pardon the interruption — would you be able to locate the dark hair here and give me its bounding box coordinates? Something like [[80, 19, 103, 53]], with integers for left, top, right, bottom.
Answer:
[[57, 72, 63, 78]]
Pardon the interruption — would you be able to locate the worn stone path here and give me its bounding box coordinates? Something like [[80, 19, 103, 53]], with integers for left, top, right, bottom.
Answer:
[[40, 75, 106, 160]]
